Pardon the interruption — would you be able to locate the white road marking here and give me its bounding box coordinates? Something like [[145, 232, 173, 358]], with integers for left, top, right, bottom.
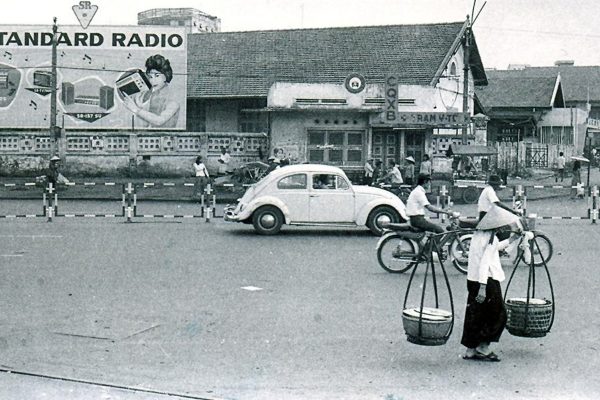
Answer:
[[241, 286, 263, 291]]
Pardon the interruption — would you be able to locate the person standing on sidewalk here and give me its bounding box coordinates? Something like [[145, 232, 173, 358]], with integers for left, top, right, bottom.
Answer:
[[555, 152, 566, 183], [46, 155, 61, 187], [218, 147, 231, 176], [420, 154, 432, 179], [363, 158, 375, 185], [193, 156, 210, 200], [404, 156, 416, 186]]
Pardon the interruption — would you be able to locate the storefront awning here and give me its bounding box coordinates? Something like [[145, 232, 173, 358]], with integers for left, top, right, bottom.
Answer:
[[446, 144, 497, 157]]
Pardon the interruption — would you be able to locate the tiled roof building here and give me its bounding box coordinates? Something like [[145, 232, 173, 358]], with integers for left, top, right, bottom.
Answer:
[[187, 22, 486, 98]]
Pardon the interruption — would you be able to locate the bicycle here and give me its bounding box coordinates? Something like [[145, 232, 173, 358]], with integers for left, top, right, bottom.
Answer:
[[376, 181, 412, 202], [453, 216, 553, 268], [376, 213, 475, 274]]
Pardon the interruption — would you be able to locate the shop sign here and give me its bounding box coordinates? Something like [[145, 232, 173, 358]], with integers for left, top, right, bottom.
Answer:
[[384, 75, 398, 122], [344, 73, 366, 94], [587, 118, 600, 131], [73, 1, 98, 29], [373, 110, 466, 127]]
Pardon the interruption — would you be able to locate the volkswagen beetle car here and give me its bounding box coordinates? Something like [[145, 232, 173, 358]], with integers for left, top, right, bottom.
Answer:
[[224, 164, 407, 235]]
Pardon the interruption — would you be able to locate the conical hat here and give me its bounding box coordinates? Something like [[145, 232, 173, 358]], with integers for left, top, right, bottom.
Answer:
[[476, 205, 520, 230]]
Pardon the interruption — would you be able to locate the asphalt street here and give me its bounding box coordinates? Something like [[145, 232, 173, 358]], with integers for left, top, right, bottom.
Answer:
[[0, 198, 599, 400]]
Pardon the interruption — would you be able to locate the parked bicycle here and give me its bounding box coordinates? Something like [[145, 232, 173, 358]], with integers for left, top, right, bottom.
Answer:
[[376, 212, 475, 274]]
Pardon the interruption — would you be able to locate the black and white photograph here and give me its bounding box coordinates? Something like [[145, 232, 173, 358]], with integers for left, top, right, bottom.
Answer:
[[1, 1, 599, 399]]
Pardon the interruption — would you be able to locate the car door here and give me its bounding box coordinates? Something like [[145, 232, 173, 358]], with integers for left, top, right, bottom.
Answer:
[[309, 173, 355, 222], [275, 173, 310, 222]]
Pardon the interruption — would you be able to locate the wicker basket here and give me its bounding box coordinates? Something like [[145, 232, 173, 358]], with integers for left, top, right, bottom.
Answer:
[[505, 297, 553, 338], [402, 307, 453, 346]]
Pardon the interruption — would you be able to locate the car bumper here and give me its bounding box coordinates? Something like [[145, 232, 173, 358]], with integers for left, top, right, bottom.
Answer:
[[223, 204, 240, 222]]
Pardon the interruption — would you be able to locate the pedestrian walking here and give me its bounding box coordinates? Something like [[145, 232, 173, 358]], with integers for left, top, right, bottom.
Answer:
[[404, 156, 415, 186], [193, 156, 210, 199], [555, 152, 566, 183], [461, 206, 522, 362]]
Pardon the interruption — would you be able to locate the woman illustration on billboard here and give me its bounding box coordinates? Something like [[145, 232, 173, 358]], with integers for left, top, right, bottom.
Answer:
[[122, 54, 180, 128]]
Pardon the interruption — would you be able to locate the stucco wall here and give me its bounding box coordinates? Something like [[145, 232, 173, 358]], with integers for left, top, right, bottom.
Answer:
[[270, 111, 369, 163], [0, 131, 267, 177], [205, 100, 239, 132]]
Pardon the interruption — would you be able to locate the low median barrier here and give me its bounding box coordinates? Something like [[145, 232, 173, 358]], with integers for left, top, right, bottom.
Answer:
[[0, 181, 598, 224]]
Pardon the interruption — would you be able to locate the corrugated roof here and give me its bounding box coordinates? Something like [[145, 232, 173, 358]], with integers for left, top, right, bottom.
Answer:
[[476, 73, 558, 108], [482, 66, 600, 103], [187, 22, 484, 98]]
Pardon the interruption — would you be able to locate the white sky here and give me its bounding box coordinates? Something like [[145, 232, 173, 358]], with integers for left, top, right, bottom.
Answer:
[[3, 0, 600, 69]]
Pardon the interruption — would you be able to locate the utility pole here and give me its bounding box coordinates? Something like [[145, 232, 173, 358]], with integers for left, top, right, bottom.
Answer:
[[461, 17, 470, 145], [50, 17, 58, 157], [461, 1, 487, 145]]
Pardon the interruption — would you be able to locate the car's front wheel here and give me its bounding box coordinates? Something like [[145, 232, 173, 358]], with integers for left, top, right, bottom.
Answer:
[[367, 206, 401, 235], [252, 205, 284, 235]]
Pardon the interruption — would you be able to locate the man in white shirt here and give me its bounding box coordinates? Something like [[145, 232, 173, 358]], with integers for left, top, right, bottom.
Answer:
[[406, 174, 451, 234], [478, 175, 519, 220], [380, 160, 403, 185], [363, 159, 375, 185], [218, 147, 232, 175], [478, 174, 522, 253]]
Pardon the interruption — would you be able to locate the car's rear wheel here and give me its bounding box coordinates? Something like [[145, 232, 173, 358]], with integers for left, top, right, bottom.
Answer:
[[367, 206, 401, 236], [252, 205, 284, 235]]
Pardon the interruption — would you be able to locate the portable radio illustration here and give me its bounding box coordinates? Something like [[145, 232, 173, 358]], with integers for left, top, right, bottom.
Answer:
[[115, 69, 151, 98], [33, 70, 53, 88], [0, 63, 20, 108]]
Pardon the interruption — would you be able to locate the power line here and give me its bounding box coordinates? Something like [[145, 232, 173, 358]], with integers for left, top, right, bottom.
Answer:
[[476, 25, 600, 40]]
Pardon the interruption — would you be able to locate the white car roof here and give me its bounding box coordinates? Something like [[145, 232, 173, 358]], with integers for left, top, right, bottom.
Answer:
[[267, 164, 346, 178]]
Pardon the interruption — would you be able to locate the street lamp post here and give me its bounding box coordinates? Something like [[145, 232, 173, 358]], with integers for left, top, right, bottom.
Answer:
[[461, 20, 470, 145], [50, 17, 58, 157]]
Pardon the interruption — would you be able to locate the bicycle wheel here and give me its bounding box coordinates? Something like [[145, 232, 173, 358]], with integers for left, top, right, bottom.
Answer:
[[518, 231, 553, 267], [377, 233, 418, 273], [462, 186, 480, 204], [449, 233, 472, 274]]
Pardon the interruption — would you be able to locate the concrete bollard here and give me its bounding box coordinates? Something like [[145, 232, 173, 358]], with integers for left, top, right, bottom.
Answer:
[[204, 184, 213, 223], [437, 185, 449, 223], [592, 185, 599, 224], [46, 182, 55, 222], [125, 182, 134, 223]]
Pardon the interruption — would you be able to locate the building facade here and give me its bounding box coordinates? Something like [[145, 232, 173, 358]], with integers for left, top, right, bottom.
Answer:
[[0, 8, 488, 178]]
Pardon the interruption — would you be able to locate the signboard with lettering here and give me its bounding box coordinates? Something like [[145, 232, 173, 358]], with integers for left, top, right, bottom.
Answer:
[[372, 111, 467, 128], [384, 75, 398, 123], [587, 118, 600, 131], [0, 25, 187, 130]]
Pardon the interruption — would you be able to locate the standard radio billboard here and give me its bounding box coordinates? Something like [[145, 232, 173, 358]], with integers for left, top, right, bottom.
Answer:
[[0, 25, 187, 130]]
